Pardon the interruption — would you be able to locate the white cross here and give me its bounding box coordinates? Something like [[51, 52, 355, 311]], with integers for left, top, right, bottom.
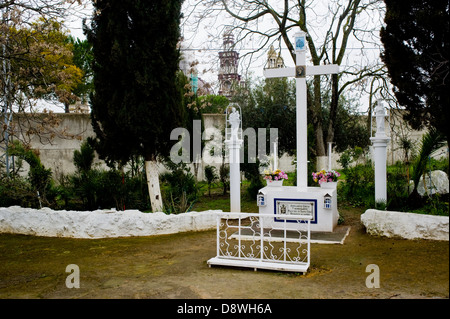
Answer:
[[264, 31, 340, 189]]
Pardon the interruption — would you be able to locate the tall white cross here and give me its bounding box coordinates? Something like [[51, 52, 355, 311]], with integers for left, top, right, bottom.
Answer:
[[264, 31, 340, 189]]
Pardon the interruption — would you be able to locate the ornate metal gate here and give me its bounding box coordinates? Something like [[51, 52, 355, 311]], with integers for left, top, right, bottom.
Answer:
[[207, 212, 311, 273]]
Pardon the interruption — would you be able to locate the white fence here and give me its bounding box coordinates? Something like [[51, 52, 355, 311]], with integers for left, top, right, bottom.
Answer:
[[207, 212, 311, 273]]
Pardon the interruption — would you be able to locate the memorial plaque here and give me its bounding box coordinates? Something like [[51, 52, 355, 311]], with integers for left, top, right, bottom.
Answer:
[[274, 199, 316, 223]]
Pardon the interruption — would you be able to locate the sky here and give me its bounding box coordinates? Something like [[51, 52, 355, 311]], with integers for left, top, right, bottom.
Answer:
[[178, 0, 385, 100], [62, 0, 386, 114]]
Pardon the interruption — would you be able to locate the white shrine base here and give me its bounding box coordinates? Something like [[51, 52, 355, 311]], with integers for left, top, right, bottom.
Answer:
[[258, 186, 339, 233]]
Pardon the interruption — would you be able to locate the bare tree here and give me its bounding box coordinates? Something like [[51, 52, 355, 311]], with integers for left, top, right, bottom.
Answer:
[[1, 0, 85, 174], [183, 0, 388, 159]]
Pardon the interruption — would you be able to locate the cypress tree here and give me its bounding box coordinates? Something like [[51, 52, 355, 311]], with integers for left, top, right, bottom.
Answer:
[[86, 0, 185, 212], [380, 0, 449, 146]]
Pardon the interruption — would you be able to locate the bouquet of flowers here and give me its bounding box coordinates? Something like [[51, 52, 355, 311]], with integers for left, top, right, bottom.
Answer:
[[264, 169, 288, 181], [312, 169, 340, 185]]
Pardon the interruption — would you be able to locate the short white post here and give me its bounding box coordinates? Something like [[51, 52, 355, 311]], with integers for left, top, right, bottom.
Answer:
[[273, 139, 278, 171], [327, 142, 333, 171], [370, 100, 390, 206]]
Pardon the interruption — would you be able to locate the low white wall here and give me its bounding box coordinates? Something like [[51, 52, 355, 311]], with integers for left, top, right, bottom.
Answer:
[[361, 209, 449, 241], [0, 206, 221, 239]]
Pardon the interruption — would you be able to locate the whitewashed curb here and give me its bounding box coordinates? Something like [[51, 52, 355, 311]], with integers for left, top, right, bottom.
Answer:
[[361, 209, 449, 241], [0, 206, 221, 239]]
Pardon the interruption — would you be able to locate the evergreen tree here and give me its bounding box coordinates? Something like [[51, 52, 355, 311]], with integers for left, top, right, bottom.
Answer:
[[68, 37, 94, 111], [86, 0, 185, 212], [380, 0, 449, 146]]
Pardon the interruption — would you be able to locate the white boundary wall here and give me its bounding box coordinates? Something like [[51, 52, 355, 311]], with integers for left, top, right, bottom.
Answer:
[[0, 206, 220, 239], [361, 209, 449, 241], [2, 206, 448, 241]]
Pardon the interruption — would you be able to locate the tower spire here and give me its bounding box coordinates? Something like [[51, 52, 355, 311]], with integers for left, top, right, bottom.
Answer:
[[218, 30, 242, 98]]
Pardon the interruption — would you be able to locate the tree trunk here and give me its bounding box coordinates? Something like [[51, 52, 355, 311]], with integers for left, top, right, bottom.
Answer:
[[312, 75, 326, 157], [316, 156, 328, 171], [326, 73, 339, 145], [145, 157, 163, 212]]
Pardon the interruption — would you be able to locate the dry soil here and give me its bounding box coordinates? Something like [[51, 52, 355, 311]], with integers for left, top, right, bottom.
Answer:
[[0, 207, 448, 299]]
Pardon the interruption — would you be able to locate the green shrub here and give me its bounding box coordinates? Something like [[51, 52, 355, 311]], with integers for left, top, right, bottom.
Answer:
[[73, 140, 95, 173], [338, 159, 448, 215], [414, 194, 449, 216], [66, 143, 150, 211], [7, 141, 54, 206], [70, 168, 99, 210], [337, 149, 352, 170], [161, 161, 198, 214], [0, 174, 36, 207], [385, 162, 410, 211], [204, 165, 217, 197], [428, 156, 449, 174], [67, 168, 150, 211], [337, 162, 375, 208], [219, 164, 230, 195]]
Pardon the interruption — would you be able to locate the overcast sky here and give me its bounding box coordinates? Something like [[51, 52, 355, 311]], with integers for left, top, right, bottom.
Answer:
[[62, 0, 385, 113]]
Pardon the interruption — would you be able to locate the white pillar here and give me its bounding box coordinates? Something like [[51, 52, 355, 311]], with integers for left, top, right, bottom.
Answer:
[[370, 101, 390, 205], [273, 140, 278, 171], [226, 138, 243, 212], [328, 142, 333, 171], [372, 140, 389, 203]]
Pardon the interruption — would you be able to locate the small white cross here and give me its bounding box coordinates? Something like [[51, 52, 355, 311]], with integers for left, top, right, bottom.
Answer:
[[264, 31, 340, 189]]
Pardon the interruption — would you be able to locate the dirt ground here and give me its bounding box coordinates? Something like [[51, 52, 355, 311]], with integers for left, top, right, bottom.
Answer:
[[0, 207, 448, 299]]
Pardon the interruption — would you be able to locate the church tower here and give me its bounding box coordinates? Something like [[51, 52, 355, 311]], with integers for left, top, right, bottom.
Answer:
[[265, 45, 285, 69], [218, 31, 242, 98]]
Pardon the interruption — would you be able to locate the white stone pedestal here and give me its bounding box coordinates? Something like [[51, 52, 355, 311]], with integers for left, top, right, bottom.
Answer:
[[370, 138, 390, 203], [370, 100, 390, 204], [258, 186, 339, 232], [226, 138, 243, 213]]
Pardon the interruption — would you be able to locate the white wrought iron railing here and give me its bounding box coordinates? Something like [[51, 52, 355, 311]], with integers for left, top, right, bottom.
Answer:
[[207, 212, 311, 273]]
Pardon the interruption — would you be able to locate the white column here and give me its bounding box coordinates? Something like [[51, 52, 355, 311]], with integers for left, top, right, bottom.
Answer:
[[372, 140, 389, 203], [328, 142, 333, 171], [226, 138, 243, 212], [370, 101, 390, 205], [273, 140, 278, 171]]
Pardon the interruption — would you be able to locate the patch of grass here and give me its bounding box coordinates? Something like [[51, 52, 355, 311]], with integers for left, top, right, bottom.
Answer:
[[192, 195, 230, 212], [191, 181, 258, 213]]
